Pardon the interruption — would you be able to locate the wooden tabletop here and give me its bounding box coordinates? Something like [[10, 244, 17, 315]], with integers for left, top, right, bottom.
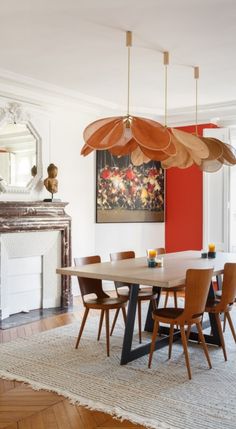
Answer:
[[56, 250, 236, 288]]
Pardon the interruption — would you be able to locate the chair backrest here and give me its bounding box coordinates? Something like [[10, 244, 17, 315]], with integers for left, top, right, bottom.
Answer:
[[110, 250, 135, 261], [216, 263, 236, 311], [155, 248, 166, 255], [182, 268, 213, 322], [110, 251, 135, 289], [74, 255, 109, 302]]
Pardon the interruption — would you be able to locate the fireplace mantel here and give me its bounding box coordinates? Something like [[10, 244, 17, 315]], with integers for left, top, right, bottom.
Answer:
[[0, 201, 72, 308]]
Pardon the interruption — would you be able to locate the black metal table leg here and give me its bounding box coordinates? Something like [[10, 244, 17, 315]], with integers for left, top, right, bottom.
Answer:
[[120, 284, 139, 365]]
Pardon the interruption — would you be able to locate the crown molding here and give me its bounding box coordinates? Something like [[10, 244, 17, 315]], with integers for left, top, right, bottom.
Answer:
[[0, 67, 235, 125], [0, 67, 120, 114], [166, 100, 236, 127]]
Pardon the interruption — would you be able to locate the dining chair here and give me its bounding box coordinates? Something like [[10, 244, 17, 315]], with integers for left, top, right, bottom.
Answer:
[[110, 250, 157, 343], [156, 248, 185, 308], [148, 268, 214, 380], [74, 255, 128, 357], [205, 263, 236, 361]]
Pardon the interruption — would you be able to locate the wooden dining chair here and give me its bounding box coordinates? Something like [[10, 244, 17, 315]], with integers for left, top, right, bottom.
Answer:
[[148, 268, 214, 380], [74, 255, 128, 357], [110, 250, 157, 343], [205, 263, 236, 361], [156, 248, 185, 308]]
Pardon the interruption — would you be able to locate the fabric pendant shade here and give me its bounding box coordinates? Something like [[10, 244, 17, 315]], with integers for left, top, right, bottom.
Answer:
[[81, 31, 236, 172]]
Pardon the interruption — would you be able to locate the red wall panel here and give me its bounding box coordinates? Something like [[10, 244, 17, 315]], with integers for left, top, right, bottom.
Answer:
[[165, 123, 218, 253]]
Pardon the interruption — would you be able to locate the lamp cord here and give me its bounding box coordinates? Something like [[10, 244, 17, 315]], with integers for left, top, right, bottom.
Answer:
[[164, 64, 168, 127], [126, 31, 132, 118], [194, 66, 199, 136], [127, 45, 131, 117], [163, 52, 169, 128], [195, 78, 198, 136]]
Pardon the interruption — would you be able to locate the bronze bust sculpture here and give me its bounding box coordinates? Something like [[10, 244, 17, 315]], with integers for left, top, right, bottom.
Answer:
[[44, 163, 58, 200]]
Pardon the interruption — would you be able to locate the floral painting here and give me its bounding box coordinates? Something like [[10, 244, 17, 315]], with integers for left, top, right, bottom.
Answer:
[[96, 151, 164, 223]]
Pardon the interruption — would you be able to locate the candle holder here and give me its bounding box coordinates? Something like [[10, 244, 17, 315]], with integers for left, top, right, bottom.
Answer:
[[208, 251, 216, 259], [147, 258, 157, 268], [146, 249, 157, 267], [208, 243, 216, 258]]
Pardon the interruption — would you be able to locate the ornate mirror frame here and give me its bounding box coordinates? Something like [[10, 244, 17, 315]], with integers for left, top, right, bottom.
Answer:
[[0, 102, 42, 194]]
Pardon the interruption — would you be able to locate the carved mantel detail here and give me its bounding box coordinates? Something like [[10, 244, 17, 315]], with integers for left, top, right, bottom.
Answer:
[[0, 201, 72, 308]]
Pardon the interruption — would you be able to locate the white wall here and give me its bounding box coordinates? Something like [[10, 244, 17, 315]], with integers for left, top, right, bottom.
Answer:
[[95, 223, 164, 262], [229, 128, 236, 252]]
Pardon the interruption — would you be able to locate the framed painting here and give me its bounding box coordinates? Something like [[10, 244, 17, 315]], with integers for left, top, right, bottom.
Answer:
[[96, 151, 165, 223]]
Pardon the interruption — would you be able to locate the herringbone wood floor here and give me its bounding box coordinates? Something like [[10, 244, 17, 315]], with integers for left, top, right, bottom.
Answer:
[[0, 298, 145, 429]]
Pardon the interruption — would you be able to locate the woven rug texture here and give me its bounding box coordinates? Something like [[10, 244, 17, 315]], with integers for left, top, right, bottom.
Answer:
[[0, 308, 236, 429]]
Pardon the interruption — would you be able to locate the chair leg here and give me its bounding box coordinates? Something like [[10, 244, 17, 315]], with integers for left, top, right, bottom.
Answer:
[[148, 319, 159, 368], [168, 324, 174, 359], [225, 312, 236, 342], [122, 306, 127, 325], [105, 309, 110, 357], [97, 310, 105, 341], [75, 307, 89, 349], [223, 313, 226, 332], [110, 308, 120, 336], [173, 291, 178, 308], [164, 291, 169, 308], [215, 313, 227, 361], [138, 300, 142, 344], [196, 322, 212, 369], [180, 326, 192, 380]]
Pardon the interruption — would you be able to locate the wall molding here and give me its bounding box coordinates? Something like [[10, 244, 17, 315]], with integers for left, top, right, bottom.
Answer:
[[0, 68, 236, 124]]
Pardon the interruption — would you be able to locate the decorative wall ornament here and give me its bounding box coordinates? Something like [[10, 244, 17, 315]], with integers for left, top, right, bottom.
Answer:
[[81, 31, 236, 172], [0, 102, 30, 126]]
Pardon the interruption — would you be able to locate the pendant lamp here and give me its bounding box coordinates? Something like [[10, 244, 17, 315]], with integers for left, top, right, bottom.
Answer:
[[81, 31, 175, 164], [81, 31, 236, 171]]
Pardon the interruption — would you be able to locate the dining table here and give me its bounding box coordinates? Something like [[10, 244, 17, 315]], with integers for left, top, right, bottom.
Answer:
[[56, 250, 236, 365]]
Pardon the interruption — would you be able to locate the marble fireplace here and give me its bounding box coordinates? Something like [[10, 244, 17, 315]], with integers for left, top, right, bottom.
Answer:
[[0, 201, 72, 321]]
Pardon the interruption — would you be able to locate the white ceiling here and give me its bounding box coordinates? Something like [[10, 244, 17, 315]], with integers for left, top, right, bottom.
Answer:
[[0, 0, 236, 116]]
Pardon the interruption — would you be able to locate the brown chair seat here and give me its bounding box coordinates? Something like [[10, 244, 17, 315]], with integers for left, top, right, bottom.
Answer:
[[85, 296, 127, 309], [117, 288, 156, 300], [152, 307, 184, 322]]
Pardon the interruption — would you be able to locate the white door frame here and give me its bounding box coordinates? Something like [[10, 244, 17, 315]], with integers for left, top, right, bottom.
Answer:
[[203, 128, 230, 252]]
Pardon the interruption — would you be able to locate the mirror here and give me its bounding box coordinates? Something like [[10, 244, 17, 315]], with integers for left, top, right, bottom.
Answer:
[[0, 121, 42, 193]]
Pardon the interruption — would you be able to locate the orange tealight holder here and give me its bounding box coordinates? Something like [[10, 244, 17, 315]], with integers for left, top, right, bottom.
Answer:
[[208, 243, 216, 258], [147, 249, 157, 267], [208, 243, 216, 252], [147, 249, 157, 259]]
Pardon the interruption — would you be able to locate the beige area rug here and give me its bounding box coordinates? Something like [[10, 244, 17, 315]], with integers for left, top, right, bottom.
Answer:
[[0, 310, 236, 429]]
